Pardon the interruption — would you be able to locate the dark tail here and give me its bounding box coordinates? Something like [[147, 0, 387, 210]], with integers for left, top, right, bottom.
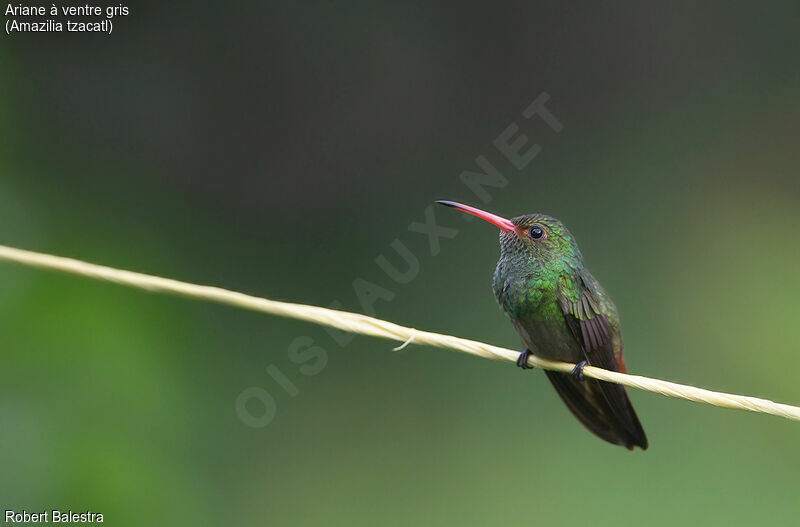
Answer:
[[545, 371, 648, 450]]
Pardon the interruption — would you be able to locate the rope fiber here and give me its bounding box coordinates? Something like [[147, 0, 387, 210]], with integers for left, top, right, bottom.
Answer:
[[1, 244, 799, 422]]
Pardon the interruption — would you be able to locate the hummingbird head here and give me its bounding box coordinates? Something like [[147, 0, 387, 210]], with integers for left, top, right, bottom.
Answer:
[[436, 200, 582, 268]]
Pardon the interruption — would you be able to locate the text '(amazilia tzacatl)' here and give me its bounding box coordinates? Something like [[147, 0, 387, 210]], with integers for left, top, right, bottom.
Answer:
[[437, 200, 647, 450]]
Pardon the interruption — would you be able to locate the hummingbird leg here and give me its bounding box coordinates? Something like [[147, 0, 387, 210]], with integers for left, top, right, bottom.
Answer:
[[571, 360, 588, 381], [516, 349, 535, 370]]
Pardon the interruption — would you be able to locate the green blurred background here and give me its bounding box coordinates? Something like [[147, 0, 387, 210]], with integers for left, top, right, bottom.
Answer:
[[2, 1, 799, 525]]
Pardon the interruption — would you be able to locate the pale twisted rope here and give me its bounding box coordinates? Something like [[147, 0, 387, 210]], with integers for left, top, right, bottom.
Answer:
[[0, 244, 798, 421]]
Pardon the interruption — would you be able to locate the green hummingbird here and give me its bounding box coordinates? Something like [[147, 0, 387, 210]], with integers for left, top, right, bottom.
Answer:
[[437, 200, 647, 450]]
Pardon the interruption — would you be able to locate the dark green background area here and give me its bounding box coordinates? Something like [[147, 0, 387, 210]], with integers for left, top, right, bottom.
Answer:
[[2, 2, 799, 525]]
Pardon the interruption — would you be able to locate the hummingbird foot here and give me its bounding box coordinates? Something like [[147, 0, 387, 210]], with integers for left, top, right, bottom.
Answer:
[[516, 349, 535, 370], [570, 360, 588, 381]]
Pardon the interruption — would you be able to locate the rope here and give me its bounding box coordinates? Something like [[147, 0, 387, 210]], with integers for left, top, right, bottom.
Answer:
[[0, 244, 797, 421]]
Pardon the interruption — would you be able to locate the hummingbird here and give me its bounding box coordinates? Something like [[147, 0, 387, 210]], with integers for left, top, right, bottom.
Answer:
[[437, 200, 647, 450]]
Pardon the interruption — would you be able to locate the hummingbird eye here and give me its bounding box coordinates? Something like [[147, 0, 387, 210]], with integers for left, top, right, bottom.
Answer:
[[529, 226, 545, 239]]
